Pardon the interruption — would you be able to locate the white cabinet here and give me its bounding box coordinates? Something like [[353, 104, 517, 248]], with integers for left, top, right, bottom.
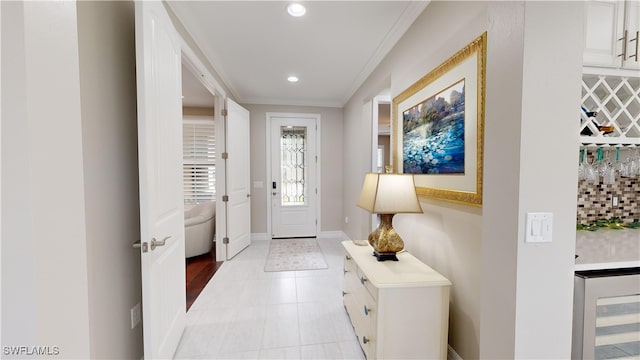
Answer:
[[622, 1, 640, 70], [584, 0, 639, 71], [341, 241, 451, 360]]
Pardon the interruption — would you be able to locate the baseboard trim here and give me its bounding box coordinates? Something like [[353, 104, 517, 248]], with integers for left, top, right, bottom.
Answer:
[[252, 231, 349, 241], [251, 233, 269, 241], [448, 345, 463, 360], [318, 231, 348, 240]]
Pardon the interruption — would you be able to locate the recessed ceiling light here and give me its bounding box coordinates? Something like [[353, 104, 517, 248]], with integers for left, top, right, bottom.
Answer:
[[287, 3, 306, 17], [287, 76, 299, 83]]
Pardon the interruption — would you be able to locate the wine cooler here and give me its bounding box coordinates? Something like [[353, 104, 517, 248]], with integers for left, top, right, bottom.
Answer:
[[572, 268, 640, 359]]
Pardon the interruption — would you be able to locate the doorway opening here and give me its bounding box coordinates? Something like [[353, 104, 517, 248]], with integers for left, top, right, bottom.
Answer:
[[266, 113, 321, 239], [376, 100, 391, 172], [370, 95, 391, 231], [181, 63, 222, 310]]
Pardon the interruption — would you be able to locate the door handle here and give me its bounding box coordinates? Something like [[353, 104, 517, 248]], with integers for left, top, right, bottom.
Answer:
[[151, 236, 170, 251], [629, 31, 639, 60], [618, 30, 628, 59]]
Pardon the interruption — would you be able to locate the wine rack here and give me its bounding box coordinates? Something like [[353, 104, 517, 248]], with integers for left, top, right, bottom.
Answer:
[[580, 75, 640, 146]]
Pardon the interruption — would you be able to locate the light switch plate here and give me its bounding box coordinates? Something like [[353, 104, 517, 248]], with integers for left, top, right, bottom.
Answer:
[[525, 212, 553, 243]]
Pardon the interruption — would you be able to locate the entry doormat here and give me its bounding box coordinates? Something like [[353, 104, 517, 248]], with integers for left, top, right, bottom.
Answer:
[[264, 238, 328, 272]]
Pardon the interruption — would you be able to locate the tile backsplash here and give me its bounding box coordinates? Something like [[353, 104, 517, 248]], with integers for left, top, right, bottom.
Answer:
[[577, 176, 639, 225], [577, 73, 639, 224]]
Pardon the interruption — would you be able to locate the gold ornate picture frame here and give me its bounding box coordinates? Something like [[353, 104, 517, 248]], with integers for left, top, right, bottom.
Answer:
[[392, 32, 486, 206]]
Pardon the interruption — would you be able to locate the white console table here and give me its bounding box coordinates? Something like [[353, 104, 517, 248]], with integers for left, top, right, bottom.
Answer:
[[342, 241, 451, 360]]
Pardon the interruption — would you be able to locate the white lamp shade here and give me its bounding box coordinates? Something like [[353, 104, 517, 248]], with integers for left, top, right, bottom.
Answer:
[[357, 173, 423, 214]]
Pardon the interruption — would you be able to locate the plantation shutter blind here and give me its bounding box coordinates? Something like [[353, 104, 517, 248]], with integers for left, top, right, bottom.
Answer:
[[183, 120, 216, 203]]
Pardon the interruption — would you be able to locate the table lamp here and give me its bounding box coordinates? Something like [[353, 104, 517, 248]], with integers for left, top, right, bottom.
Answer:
[[356, 173, 423, 261]]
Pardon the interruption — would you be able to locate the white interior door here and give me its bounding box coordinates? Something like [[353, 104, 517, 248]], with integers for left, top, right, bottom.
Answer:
[[270, 116, 317, 238], [225, 98, 251, 259], [135, 2, 185, 358]]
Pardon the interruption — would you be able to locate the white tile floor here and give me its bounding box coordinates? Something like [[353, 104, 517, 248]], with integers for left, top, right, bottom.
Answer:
[[174, 237, 365, 360]]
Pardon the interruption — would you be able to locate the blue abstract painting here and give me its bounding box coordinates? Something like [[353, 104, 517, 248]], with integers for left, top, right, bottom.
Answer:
[[403, 79, 465, 175]]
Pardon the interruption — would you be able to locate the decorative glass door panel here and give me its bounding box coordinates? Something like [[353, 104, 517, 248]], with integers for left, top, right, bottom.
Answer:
[[280, 126, 307, 206]]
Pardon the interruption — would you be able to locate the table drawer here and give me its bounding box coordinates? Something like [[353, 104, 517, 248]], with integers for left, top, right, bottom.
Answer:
[[344, 249, 378, 301], [344, 253, 357, 273], [356, 266, 378, 301], [348, 294, 377, 360]]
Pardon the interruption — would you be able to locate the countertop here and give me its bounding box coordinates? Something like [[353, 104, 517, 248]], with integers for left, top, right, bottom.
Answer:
[[342, 241, 451, 288], [575, 228, 640, 271]]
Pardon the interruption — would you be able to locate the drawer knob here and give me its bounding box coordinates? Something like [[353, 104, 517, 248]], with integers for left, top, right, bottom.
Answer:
[[343, 268, 349, 274], [345, 255, 352, 261], [364, 305, 371, 316], [360, 276, 368, 285], [362, 336, 370, 344], [342, 291, 348, 296]]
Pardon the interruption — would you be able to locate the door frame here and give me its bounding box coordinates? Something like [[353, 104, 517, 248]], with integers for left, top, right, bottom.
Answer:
[[265, 112, 321, 239], [369, 95, 390, 231], [371, 95, 391, 172]]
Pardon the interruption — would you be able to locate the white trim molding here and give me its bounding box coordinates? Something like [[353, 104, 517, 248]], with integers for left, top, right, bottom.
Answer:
[[318, 231, 349, 240], [251, 233, 270, 241]]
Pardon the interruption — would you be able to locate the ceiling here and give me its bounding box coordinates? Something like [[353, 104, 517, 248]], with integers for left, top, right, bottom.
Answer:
[[168, 1, 429, 108]]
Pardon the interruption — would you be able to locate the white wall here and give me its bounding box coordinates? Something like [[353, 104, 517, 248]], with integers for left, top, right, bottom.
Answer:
[[77, 2, 143, 359], [478, 3, 523, 357], [343, 3, 488, 357], [482, 2, 582, 358], [244, 104, 344, 236], [343, 98, 377, 238], [0, 2, 3, 346], [512, 2, 582, 357], [2, 2, 145, 358], [343, 1, 583, 358], [1, 1, 91, 357]]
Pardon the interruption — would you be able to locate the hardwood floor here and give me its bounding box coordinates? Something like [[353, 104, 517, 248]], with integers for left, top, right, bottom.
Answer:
[[185, 243, 223, 311]]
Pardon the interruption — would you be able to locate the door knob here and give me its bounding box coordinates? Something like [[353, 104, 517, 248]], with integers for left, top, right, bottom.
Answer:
[[151, 236, 170, 250]]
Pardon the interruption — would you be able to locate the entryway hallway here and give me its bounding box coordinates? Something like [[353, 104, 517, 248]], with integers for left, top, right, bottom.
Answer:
[[174, 237, 364, 359]]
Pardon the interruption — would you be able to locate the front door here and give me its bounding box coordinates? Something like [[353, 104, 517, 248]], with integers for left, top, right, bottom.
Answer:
[[270, 115, 318, 238], [135, 2, 185, 358]]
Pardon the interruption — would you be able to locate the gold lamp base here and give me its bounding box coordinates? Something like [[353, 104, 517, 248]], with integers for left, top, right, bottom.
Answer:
[[368, 214, 403, 261]]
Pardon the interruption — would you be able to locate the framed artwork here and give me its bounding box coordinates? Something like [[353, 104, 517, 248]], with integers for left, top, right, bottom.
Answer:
[[392, 32, 486, 206]]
